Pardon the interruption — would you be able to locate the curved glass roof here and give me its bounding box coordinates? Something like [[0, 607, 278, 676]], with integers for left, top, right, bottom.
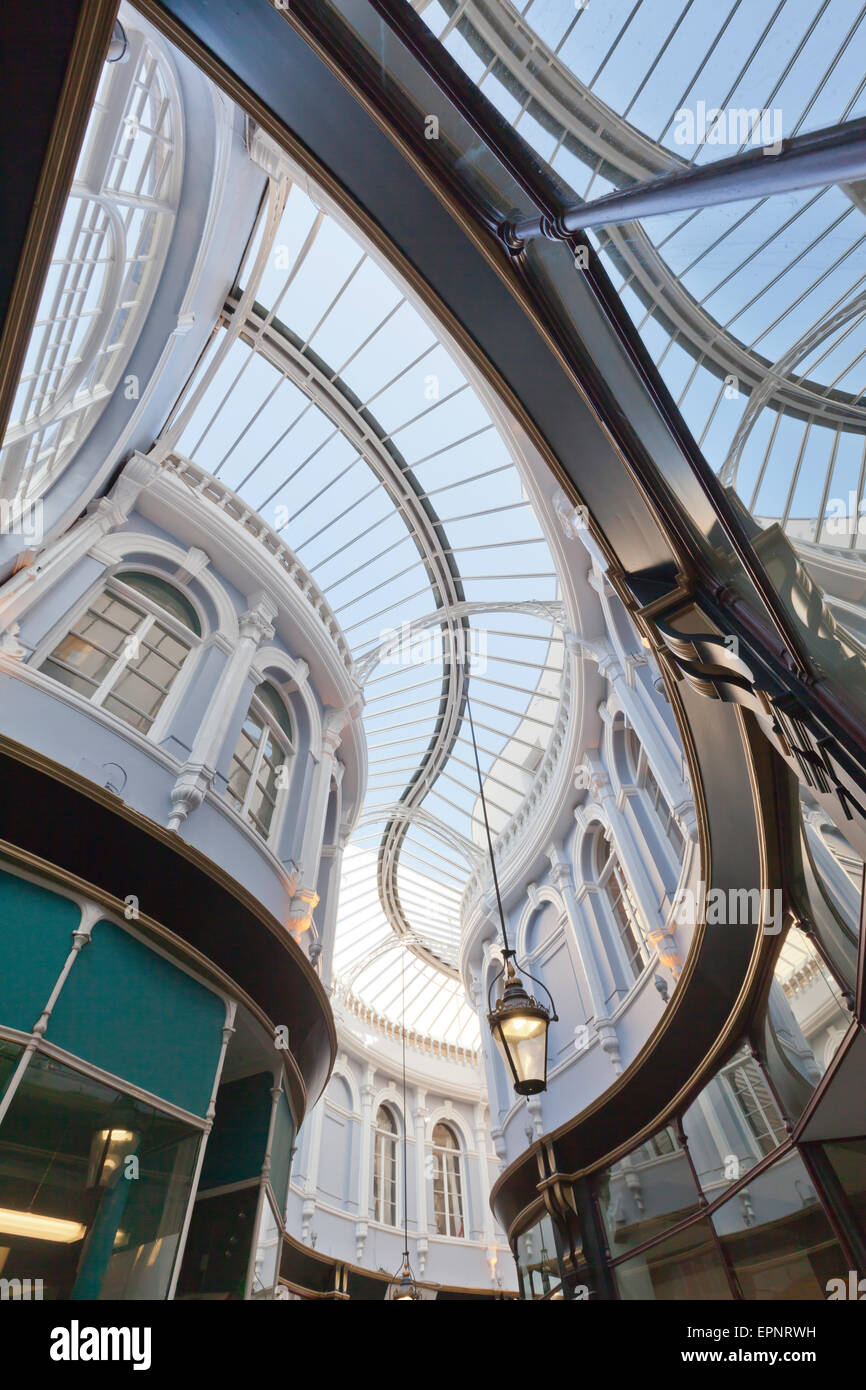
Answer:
[[0, 21, 182, 505], [419, 0, 866, 550], [165, 175, 566, 1046]]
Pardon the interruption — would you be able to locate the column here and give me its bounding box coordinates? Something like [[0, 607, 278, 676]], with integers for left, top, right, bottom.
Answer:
[[315, 820, 351, 989], [298, 1087, 326, 1245], [588, 754, 682, 978], [0, 451, 160, 655], [472, 1101, 497, 1253], [413, 1088, 428, 1275], [546, 841, 622, 1072], [167, 592, 276, 830], [289, 705, 355, 939], [354, 1066, 375, 1264]]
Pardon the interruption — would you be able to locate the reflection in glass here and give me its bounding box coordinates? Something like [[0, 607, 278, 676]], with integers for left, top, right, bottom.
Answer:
[[516, 1213, 562, 1300], [800, 801, 862, 993], [614, 1220, 732, 1301], [596, 1126, 699, 1257], [823, 1138, 866, 1234], [683, 1045, 787, 1200], [711, 1151, 846, 1300], [0, 1053, 201, 1299], [0, 1040, 21, 1101], [759, 925, 850, 1123], [251, 1194, 281, 1298], [177, 1186, 259, 1300]]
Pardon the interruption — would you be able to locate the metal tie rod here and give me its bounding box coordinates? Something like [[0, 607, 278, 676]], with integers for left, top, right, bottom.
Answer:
[[504, 117, 866, 246]]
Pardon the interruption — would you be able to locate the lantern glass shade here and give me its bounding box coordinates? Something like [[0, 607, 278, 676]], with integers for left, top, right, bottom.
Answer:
[[488, 966, 551, 1095]]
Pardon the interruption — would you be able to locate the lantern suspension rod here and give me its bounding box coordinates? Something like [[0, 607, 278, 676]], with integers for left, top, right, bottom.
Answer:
[[401, 944, 409, 1262], [465, 694, 513, 958]]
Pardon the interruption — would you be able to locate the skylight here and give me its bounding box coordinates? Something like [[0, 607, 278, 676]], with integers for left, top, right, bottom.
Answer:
[[164, 170, 566, 1047]]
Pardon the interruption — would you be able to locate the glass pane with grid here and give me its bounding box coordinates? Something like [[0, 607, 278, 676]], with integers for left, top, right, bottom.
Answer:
[[432, 1125, 463, 1237], [40, 590, 144, 696], [248, 731, 281, 836], [607, 861, 649, 980], [226, 716, 263, 816], [373, 1119, 398, 1227], [102, 620, 190, 732]]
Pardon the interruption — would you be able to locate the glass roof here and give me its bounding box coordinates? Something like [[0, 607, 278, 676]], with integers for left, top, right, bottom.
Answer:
[[419, 0, 866, 550], [0, 24, 181, 504], [165, 176, 566, 1047]]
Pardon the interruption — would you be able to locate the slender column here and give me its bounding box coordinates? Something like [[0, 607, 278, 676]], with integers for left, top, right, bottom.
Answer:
[[167, 593, 276, 830], [413, 1088, 428, 1274], [315, 820, 351, 988], [289, 706, 354, 939], [546, 842, 622, 1072], [0, 901, 99, 1126], [354, 1066, 375, 1263], [472, 1101, 496, 1252], [299, 1086, 327, 1244], [588, 755, 682, 978], [0, 452, 160, 655]]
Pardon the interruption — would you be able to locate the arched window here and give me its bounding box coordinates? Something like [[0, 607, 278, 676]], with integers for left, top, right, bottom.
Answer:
[[432, 1122, 464, 1238], [38, 569, 200, 734], [226, 682, 294, 839], [625, 723, 685, 861], [593, 828, 651, 981], [372, 1105, 398, 1227]]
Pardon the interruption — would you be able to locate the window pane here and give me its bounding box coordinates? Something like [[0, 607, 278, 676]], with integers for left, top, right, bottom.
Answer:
[[516, 1214, 562, 1299], [614, 1220, 733, 1301], [255, 682, 293, 741], [41, 592, 143, 692], [119, 571, 201, 635], [759, 926, 851, 1123], [0, 1052, 201, 1300], [683, 1044, 788, 1200], [822, 1137, 866, 1232], [104, 621, 191, 733], [711, 1151, 847, 1300], [596, 1126, 699, 1256]]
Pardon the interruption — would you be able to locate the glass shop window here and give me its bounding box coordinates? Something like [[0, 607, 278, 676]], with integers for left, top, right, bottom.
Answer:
[[711, 1151, 847, 1300], [0, 1052, 201, 1299], [595, 1126, 699, 1257]]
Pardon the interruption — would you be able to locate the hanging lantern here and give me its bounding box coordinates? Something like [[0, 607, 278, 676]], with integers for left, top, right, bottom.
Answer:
[[391, 1252, 419, 1301], [488, 956, 553, 1096]]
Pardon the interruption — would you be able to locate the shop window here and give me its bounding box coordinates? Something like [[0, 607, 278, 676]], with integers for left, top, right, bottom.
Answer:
[[682, 1044, 787, 1198], [0, 1052, 200, 1299], [516, 1213, 563, 1299], [614, 1219, 733, 1301], [758, 925, 850, 1124], [711, 1151, 847, 1300], [822, 1137, 866, 1234], [596, 1126, 699, 1256]]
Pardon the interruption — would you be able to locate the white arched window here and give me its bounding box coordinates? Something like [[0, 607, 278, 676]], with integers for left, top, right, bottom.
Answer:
[[625, 724, 685, 861], [226, 682, 294, 839], [432, 1122, 464, 1238], [38, 569, 200, 734], [593, 827, 651, 981], [372, 1105, 398, 1227]]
